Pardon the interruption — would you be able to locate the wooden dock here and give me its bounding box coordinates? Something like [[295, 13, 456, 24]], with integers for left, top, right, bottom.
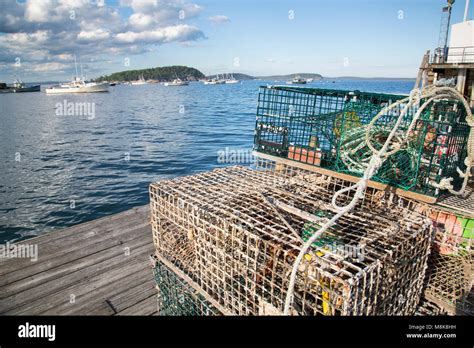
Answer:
[[0, 205, 157, 315]]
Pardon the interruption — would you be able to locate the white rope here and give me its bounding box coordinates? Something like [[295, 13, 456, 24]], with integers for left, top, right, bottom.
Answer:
[[283, 85, 474, 315]]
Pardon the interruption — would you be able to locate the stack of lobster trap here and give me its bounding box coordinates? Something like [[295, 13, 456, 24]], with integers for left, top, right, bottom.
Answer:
[[415, 194, 474, 315], [149, 86, 473, 316]]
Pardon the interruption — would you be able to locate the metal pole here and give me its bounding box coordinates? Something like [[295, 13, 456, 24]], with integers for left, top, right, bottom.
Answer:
[[445, 6, 453, 52], [74, 54, 78, 79], [464, 0, 470, 21]]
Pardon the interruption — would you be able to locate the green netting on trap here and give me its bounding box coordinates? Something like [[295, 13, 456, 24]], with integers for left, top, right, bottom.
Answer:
[[153, 258, 221, 316], [254, 86, 470, 197]]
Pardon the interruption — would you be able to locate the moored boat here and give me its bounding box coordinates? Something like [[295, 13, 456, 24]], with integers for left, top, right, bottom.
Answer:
[[225, 74, 240, 84], [164, 78, 189, 86], [45, 80, 109, 94], [203, 77, 225, 85], [130, 75, 147, 85], [0, 79, 41, 93], [45, 55, 109, 94], [287, 75, 307, 84]]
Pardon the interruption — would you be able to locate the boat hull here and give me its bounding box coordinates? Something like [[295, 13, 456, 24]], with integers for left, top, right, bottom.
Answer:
[[0, 85, 41, 93], [164, 82, 189, 86], [204, 81, 225, 85], [45, 83, 109, 94]]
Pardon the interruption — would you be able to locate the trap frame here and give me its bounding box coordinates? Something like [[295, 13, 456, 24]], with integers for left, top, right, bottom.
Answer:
[[395, 192, 474, 315], [415, 297, 449, 316], [152, 255, 222, 316], [254, 86, 470, 198], [149, 158, 432, 315], [422, 252, 473, 315]]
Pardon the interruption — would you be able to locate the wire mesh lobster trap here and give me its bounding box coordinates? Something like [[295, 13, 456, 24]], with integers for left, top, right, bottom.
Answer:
[[254, 86, 470, 198], [415, 297, 449, 316], [152, 255, 222, 316], [149, 158, 432, 316], [415, 197, 473, 315], [422, 252, 473, 315], [366, 188, 474, 315]]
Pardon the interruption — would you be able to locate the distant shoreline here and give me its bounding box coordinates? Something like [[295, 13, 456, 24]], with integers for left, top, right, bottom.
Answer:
[[15, 77, 416, 84], [1, 65, 416, 84], [323, 77, 415, 81]]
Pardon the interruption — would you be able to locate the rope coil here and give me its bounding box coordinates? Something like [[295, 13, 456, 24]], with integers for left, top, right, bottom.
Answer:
[[283, 84, 474, 315]]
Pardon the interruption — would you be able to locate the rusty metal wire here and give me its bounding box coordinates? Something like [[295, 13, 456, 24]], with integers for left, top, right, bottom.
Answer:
[[415, 297, 449, 316], [149, 158, 432, 315], [152, 255, 222, 316], [423, 252, 473, 315]]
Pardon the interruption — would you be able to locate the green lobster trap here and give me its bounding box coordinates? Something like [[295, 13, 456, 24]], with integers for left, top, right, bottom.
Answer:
[[254, 85, 470, 198], [152, 256, 221, 316]]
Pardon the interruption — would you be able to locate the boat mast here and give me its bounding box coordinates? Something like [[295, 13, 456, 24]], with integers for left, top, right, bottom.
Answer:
[[74, 54, 79, 80], [80, 62, 85, 81]]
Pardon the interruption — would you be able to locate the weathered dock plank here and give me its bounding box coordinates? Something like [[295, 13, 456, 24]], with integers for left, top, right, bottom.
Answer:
[[0, 205, 157, 315]]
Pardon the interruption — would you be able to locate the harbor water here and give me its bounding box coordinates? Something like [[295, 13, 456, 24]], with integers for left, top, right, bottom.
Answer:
[[0, 79, 414, 243]]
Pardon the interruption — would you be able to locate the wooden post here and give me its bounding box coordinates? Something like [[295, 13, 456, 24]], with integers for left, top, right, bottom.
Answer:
[[415, 50, 430, 89]]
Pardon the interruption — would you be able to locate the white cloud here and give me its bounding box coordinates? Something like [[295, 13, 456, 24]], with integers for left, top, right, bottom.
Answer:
[[77, 29, 110, 42], [123, 0, 202, 31], [0, 30, 50, 47], [26, 61, 69, 72], [208, 15, 230, 24], [120, 0, 201, 20], [0, 0, 206, 79], [115, 24, 204, 44], [24, 0, 54, 22], [3, 13, 21, 28], [56, 53, 75, 61], [128, 13, 155, 31], [24, 0, 90, 23]]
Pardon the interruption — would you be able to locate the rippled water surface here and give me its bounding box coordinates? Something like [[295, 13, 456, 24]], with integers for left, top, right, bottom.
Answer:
[[0, 79, 414, 243]]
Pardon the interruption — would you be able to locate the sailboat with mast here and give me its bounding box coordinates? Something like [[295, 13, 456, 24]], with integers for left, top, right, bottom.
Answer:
[[130, 74, 147, 85], [225, 73, 240, 84], [203, 73, 226, 84], [45, 55, 109, 94]]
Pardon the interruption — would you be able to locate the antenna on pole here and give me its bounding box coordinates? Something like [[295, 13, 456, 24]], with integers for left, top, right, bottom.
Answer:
[[436, 0, 455, 63], [464, 0, 470, 21]]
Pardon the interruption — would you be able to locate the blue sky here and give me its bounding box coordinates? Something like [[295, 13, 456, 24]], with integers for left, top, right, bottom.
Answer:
[[0, 0, 472, 81]]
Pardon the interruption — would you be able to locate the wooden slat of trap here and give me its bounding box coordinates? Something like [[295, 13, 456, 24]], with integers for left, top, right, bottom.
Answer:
[[254, 151, 437, 204]]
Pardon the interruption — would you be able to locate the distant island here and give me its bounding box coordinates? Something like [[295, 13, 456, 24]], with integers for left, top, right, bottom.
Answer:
[[93, 65, 414, 83], [206, 73, 254, 80], [256, 73, 323, 81], [325, 76, 416, 81], [95, 65, 205, 82]]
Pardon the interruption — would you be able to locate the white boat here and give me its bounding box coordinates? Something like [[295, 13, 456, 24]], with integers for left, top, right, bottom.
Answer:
[[164, 78, 189, 86], [130, 75, 147, 85], [216, 74, 227, 84], [203, 79, 219, 85], [225, 73, 240, 84], [46, 79, 109, 94], [203, 75, 226, 85], [45, 56, 109, 94], [287, 75, 307, 85]]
